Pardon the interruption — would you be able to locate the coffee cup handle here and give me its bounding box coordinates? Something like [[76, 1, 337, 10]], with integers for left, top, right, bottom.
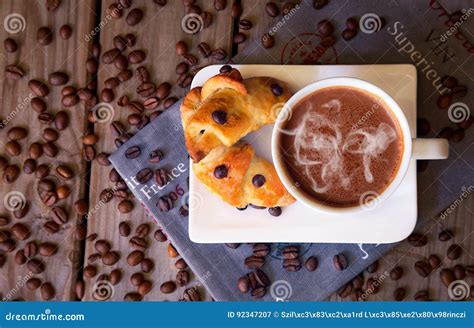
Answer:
[[412, 138, 449, 160]]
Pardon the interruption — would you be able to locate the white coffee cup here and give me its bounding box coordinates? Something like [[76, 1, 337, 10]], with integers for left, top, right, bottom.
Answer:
[[271, 77, 449, 215]]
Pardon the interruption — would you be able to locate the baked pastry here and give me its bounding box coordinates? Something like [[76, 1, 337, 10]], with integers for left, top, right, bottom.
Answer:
[[180, 69, 293, 162], [193, 143, 295, 208], [181, 68, 296, 209]]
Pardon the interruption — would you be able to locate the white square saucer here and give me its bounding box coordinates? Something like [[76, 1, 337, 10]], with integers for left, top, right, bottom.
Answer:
[[189, 64, 417, 243]]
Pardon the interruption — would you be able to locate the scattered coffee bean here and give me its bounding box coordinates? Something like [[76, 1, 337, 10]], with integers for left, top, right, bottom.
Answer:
[[102, 251, 119, 266], [157, 195, 173, 212], [125, 146, 141, 159], [59, 24, 72, 39], [437, 94, 452, 109], [37, 27, 53, 45], [118, 200, 134, 213], [83, 265, 97, 278], [136, 168, 153, 184], [262, 33, 275, 48], [440, 268, 455, 287], [5, 65, 24, 80], [160, 281, 176, 294], [453, 264, 466, 280], [154, 229, 167, 242], [131, 272, 145, 286], [4, 38, 18, 52], [305, 256, 318, 272], [338, 283, 353, 298], [214, 0, 227, 11], [129, 50, 146, 64], [48, 71, 69, 86], [126, 8, 144, 26], [447, 243, 462, 260], [407, 233, 427, 247], [428, 254, 441, 269], [11, 223, 30, 240], [175, 258, 187, 270], [27, 258, 45, 274], [124, 292, 142, 301], [333, 253, 348, 271], [40, 282, 55, 300], [168, 243, 179, 258], [127, 250, 144, 266], [390, 266, 403, 280], [26, 277, 42, 290], [119, 221, 131, 237], [393, 287, 406, 301], [245, 255, 265, 269], [283, 258, 301, 272], [414, 260, 431, 277]]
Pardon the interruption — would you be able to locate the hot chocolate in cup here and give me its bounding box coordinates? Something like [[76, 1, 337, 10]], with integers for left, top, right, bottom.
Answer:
[[272, 77, 449, 215]]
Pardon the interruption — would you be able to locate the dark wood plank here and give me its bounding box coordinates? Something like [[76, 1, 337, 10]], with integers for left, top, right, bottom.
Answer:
[[82, 0, 233, 301], [0, 0, 96, 300]]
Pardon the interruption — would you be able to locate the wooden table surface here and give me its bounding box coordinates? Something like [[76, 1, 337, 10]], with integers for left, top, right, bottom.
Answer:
[[0, 0, 472, 302]]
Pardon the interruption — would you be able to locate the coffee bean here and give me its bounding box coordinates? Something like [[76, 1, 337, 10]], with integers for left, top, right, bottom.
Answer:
[[83, 265, 97, 278], [82, 145, 96, 162], [56, 165, 74, 180], [59, 24, 72, 39], [447, 243, 462, 260], [168, 243, 179, 258], [50, 206, 68, 225], [102, 251, 119, 266], [438, 229, 453, 242], [346, 17, 358, 30], [99, 188, 114, 204], [393, 287, 406, 301], [283, 258, 301, 272], [13, 203, 29, 219], [107, 269, 122, 286], [136, 168, 153, 184], [11, 223, 30, 240], [453, 264, 466, 280], [129, 50, 146, 64], [40, 282, 55, 300], [30, 97, 46, 114], [237, 275, 249, 293], [452, 85, 467, 99], [125, 145, 141, 159], [440, 268, 455, 287], [48, 71, 69, 86], [265, 2, 279, 17], [4, 38, 18, 52], [210, 48, 227, 60], [175, 258, 187, 270], [15, 249, 27, 265], [7, 127, 28, 140], [4, 164, 20, 183], [233, 32, 246, 44], [28, 79, 50, 97], [437, 94, 452, 109], [407, 233, 427, 247], [118, 200, 134, 213], [124, 292, 142, 301], [338, 283, 353, 298], [37, 27, 53, 45], [26, 277, 42, 290], [244, 255, 264, 269], [43, 142, 58, 157], [54, 111, 69, 130], [301, 256, 318, 272], [5, 64, 24, 80], [160, 281, 176, 294], [22, 158, 36, 174], [197, 42, 211, 58], [238, 19, 252, 31], [163, 96, 178, 109], [0, 238, 16, 252], [75, 224, 86, 241], [127, 250, 144, 266], [6, 140, 21, 157], [43, 128, 59, 142], [101, 88, 115, 103], [43, 221, 60, 234], [38, 113, 55, 125], [366, 260, 379, 273], [130, 272, 145, 286], [119, 221, 131, 237], [282, 245, 299, 260], [143, 97, 158, 110], [135, 224, 151, 239], [268, 207, 282, 216], [252, 174, 266, 187], [94, 240, 111, 255], [137, 82, 156, 98], [428, 254, 441, 269], [414, 260, 431, 277], [390, 266, 403, 280], [342, 28, 357, 40], [261, 33, 275, 48], [441, 75, 457, 88], [0, 218, 7, 228], [23, 241, 38, 258], [137, 280, 153, 296], [318, 20, 334, 37], [452, 128, 465, 142], [313, 0, 328, 9], [139, 258, 153, 273], [126, 8, 144, 26], [251, 286, 266, 299], [333, 253, 348, 271], [214, 0, 227, 11], [251, 244, 268, 257], [154, 229, 167, 242], [27, 258, 45, 274], [157, 195, 173, 212], [102, 48, 120, 64], [129, 236, 147, 251]]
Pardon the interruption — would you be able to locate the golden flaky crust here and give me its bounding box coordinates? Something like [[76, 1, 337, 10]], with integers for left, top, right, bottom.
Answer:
[[193, 143, 295, 208], [181, 69, 295, 208], [180, 71, 292, 162]]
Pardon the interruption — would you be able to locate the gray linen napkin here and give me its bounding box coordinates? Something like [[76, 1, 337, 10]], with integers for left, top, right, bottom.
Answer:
[[109, 0, 473, 301]]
